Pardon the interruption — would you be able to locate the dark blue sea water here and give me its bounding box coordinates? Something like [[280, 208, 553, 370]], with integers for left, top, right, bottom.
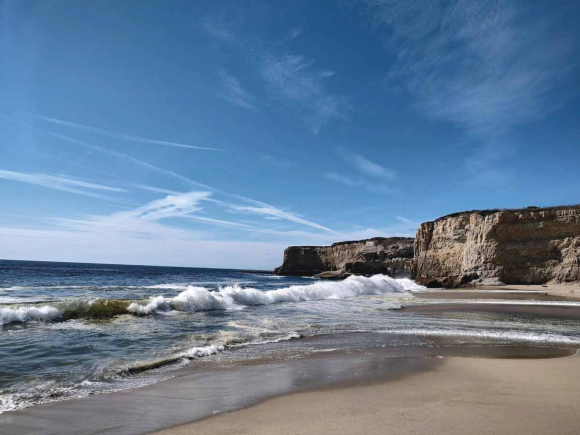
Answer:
[[2, 259, 580, 413]]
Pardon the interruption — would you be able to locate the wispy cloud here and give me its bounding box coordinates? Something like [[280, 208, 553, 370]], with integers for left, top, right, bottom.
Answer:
[[396, 216, 412, 224], [182, 215, 257, 230], [0, 169, 125, 200], [0, 193, 283, 268], [339, 148, 396, 179], [262, 155, 294, 168], [325, 172, 361, 187], [226, 196, 336, 233], [202, 18, 349, 133], [53, 133, 335, 234], [366, 0, 577, 185], [201, 18, 237, 42], [325, 172, 394, 194], [37, 115, 222, 151], [218, 69, 256, 109], [0, 191, 332, 267], [261, 54, 350, 133], [0, 223, 287, 269], [326, 148, 396, 194], [49, 192, 212, 239], [3, 116, 337, 241], [4, 115, 215, 193], [286, 27, 303, 41], [133, 184, 183, 196], [52, 133, 214, 191], [116, 192, 211, 222]]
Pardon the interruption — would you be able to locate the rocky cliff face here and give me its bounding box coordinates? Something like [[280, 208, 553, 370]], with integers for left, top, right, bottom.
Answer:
[[413, 206, 580, 287], [275, 237, 414, 278]]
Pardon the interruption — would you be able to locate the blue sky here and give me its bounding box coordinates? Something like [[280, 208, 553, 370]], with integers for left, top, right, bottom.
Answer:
[[1, 0, 579, 269]]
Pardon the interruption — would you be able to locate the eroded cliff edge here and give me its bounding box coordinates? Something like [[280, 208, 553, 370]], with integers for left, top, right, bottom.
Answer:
[[275, 237, 414, 279], [413, 205, 580, 287]]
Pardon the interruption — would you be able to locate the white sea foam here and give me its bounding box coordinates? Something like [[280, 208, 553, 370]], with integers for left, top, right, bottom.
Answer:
[[0, 296, 55, 304], [1, 275, 421, 325], [183, 344, 224, 358], [128, 275, 419, 315], [125, 344, 225, 374], [144, 283, 190, 290], [0, 305, 62, 325], [378, 327, 580, 345]]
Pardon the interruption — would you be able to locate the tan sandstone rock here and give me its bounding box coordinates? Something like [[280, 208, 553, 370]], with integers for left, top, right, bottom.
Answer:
[[413, 206, 580, 287], [275, 237, 414, 278]]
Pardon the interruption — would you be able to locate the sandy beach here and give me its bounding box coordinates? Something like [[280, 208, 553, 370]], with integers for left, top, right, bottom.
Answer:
[[153, 353, 580, 435]]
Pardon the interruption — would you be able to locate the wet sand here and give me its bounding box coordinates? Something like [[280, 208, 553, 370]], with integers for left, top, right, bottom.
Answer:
[[414, 290, 580, 302], [0, 346, 441, 435], [2, 337, 574, 435], [402, 302, 580, 319], [405, 285, 580, 319], [154, 353, 580, 435]]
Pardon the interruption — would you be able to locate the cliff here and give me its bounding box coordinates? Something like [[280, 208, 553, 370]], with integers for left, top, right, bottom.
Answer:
[[413, 205, 580, 287], [275, 237, 414, 278]]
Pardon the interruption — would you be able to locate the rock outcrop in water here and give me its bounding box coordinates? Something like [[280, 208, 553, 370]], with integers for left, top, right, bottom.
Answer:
[[275, 237, 414, 279], [413, 205, 580, 287]]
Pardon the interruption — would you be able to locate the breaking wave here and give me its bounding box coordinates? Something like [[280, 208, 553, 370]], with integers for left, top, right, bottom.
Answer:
[[0, 305, 62, 325], [127, 274, 419, 315], [1, 275, 418, 326], [124, 345, 225, 375], [0, 299, 133, 326]]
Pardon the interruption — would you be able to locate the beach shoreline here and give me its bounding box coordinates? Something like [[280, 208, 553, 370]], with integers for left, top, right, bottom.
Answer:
[[2, 284, 580, 435], [153, 351, 580, 435], [3, 341, 577, 435]]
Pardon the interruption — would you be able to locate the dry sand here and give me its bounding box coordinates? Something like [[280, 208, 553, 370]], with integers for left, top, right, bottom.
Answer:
[[500, 283, 580, 298], [477, 283, 580, 298], [153, 353, 580, 435]]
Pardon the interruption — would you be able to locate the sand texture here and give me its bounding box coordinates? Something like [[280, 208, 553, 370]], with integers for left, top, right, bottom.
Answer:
[[153, 354, 580, 435]]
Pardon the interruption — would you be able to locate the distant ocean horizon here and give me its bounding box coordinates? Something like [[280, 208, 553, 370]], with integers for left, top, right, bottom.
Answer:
[[0, 258, 274, 273], [2, 259, 580, 414]]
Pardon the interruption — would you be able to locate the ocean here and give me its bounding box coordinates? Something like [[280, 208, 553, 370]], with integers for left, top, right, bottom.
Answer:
[[2, 259, 580, 414]]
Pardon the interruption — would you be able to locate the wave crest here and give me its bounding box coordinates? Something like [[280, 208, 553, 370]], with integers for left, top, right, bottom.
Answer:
[[0, 305, 62, 325], [128, 274, 416, 315], [1, 275, 420, 325]]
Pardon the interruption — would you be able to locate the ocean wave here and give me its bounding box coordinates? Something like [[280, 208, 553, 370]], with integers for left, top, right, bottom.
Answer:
[[0, 299, 131, 326], [0, 275, 420, 326], [223, 332, 302, 348], [123, 331, 304, 375], [143, 283, 189, 290], [0, 296, 57, 305], [124, 344, 225, 375], [0, 305, 62, 325], [128, 274, 418, 315]]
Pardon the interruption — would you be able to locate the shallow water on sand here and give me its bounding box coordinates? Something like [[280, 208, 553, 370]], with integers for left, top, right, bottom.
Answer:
[[2, 259, 580, 414]]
